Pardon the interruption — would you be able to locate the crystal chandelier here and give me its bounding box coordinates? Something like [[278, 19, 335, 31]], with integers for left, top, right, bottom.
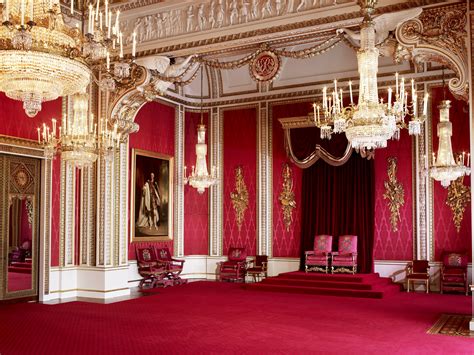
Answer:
[[0, 0, 90, 117], [38, 91, 121, 169], [312, 0, 428, 151], [429, 100, 470, 188], [184, 66, 218, 194]]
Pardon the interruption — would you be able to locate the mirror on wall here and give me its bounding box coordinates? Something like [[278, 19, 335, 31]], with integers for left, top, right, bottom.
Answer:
[[7, 196, 34, 293]]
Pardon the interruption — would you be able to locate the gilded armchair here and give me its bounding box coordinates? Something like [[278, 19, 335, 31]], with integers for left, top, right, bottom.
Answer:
[[440, 252, 468, 295], [305, 235, 333, 273], [156, 247, 187, 285], [218, 247, 247, 282], [135, 246, 173, 289], [331, 235, 358, 274], [406, 260, 430, 293]]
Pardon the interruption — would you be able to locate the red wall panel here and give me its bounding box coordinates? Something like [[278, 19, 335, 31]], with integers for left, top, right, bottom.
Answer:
[[0, 93, 62, 266], [373, 133, 414, 260], [184, 110, 209, 255], [223, 107, 257, 256], [271, 102, 306, 257], [431, 88, 471, 261], [128, 101, 175, 259]]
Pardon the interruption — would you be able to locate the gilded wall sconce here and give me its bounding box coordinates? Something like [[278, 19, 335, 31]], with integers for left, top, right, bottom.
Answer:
[[383, 157, 405, 232], [278, 163, 296, 232], [446, 176, 471, 233], [230, 166, 249, 231]]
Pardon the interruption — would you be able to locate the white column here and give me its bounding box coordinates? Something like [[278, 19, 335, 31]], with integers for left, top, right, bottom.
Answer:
[[174, 105, 185, 257], [257, 101, 272, 257], [209, 107, 223, 256]]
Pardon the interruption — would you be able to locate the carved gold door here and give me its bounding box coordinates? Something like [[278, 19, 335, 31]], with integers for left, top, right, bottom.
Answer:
[[0, 154, 40, 301]]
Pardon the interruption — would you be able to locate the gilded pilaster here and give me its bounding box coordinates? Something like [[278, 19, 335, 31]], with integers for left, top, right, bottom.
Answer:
[[174, 105, 185, 257], [59, 160, 75, 267], [257, 101, 272, 256], [209, 107, 223, 256]]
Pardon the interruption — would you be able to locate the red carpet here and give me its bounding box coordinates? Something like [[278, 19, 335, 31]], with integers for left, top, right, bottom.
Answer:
[[243, 271, 400, 298], [0, 281, 472, 354]]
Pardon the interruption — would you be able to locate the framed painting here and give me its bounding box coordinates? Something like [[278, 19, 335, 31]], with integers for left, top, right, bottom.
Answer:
[[131, 149, 173, 242]]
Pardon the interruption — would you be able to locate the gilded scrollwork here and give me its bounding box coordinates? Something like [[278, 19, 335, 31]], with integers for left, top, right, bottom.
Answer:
[[278, 164, 296, 232], [446, 177, 470, 233], [396, 5, 468, 101], [383, 157, 405, 232], [230, 166, 249, 231]]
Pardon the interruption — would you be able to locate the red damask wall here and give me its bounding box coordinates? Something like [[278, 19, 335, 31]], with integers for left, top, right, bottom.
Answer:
[[271, 102, 305, 258], [128, 101, 175, 259], [0, 93, 62, 266], [223, 107, 257, 256], [184, 110, 209, 255], [431, 88, 471, 261], [373, 133, 414, 260]]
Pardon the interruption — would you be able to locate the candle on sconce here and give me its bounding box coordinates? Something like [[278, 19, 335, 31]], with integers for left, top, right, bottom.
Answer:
[[106, 51, 110, 71], [395, 72, 399, 97], [70, 0, 74, 14], [339, 88, 343, 109], [411, 78, 415, 99], [312, 103, 317, 123], [467, 153, 470, 167], [462, 152, 466, 166], [105, 0, 108, 26], [52, 118, 57, 137], [132, 32, 137, 57], [317, 105, 320, 125], [115, 10, 120, 32], [334, 79, 338, 93], [413, 94, 417, 117], [322, 87, 327, 109], [95, 0, 100, 20], [387, 87, 392, 109], [349, 81, 353, 105], [107, 12, 112, 38], [119, 32, 123, 58], [20, 0, 25, 26], [432, 152, 436, 166], [37, 128, 41, 144], [29, 0, 33, 22], [99, 11, 103, 30], [184, 166, 187, 178]]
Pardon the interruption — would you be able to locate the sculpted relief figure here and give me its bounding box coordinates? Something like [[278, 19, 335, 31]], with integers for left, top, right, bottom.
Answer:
[[296, 0, 306, 12], [198, 3, 207, 30], [186, 5, 195, 32], [155, 14, 163, 37], [262, 0, 273, 18], [275, 0, 283, 16], [287, 0, 294, 12], [240, 0, 250, 23], [229, 0, 239, 25], [216, 0, 225, 27], [209, 1, 217, 28], [251, 0, 259, 20]]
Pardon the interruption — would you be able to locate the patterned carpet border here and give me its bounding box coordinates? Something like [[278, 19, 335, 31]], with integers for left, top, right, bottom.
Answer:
[[427, 314, 474, 337]]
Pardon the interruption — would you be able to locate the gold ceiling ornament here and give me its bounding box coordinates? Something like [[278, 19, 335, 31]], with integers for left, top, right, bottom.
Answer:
[[383, 157, 405, 232], [446, 176, 470, 233], [230, 166, 248, 232], [278, 163, 296, 232]]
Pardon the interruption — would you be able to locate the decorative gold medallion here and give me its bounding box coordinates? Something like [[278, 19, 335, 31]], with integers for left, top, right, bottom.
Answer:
[[383, 157, 405, 232], [279, 163, 296, 232], [249, 50, 281, 83], [446, 177, 470, 233], [230, 166, 249, 231]]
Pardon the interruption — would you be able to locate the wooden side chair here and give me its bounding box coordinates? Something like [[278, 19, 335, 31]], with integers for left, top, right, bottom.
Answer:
[[246, 255, 268, 282], [406, 260, 430, 293]]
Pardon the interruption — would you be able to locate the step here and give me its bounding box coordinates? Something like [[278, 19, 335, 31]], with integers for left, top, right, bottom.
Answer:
[[243, 283, 385, 299], [262, 278, 373, 290], [278, 272, 375, 283]]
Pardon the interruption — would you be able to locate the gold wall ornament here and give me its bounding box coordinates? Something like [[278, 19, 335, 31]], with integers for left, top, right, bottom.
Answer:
[[278, 163, 296, 232], [383, 157, 405, 232], [230, 166, 249, 231], [446, 177, 471, 233]]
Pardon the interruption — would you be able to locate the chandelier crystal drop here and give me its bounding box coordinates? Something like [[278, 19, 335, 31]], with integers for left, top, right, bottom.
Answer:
[[429, 100, 470, 188], [312, 0, 427, 151], [0, 0, 90, 117]]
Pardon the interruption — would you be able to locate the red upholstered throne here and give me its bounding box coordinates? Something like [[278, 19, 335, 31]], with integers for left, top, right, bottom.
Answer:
[[135, 246, 173, 289], [440, 252, 468, 295], [156, 247, 187, 285], [305, 235, 333, 273], [218, 247, 247, 282], [331, 235, 358, 274]]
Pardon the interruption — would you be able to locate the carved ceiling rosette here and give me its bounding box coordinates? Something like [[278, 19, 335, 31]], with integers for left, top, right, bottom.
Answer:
[[395, 5, 468, 101]]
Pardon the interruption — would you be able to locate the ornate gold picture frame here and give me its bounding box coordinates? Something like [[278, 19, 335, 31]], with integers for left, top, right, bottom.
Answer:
[[131, 149, 173, 242]]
